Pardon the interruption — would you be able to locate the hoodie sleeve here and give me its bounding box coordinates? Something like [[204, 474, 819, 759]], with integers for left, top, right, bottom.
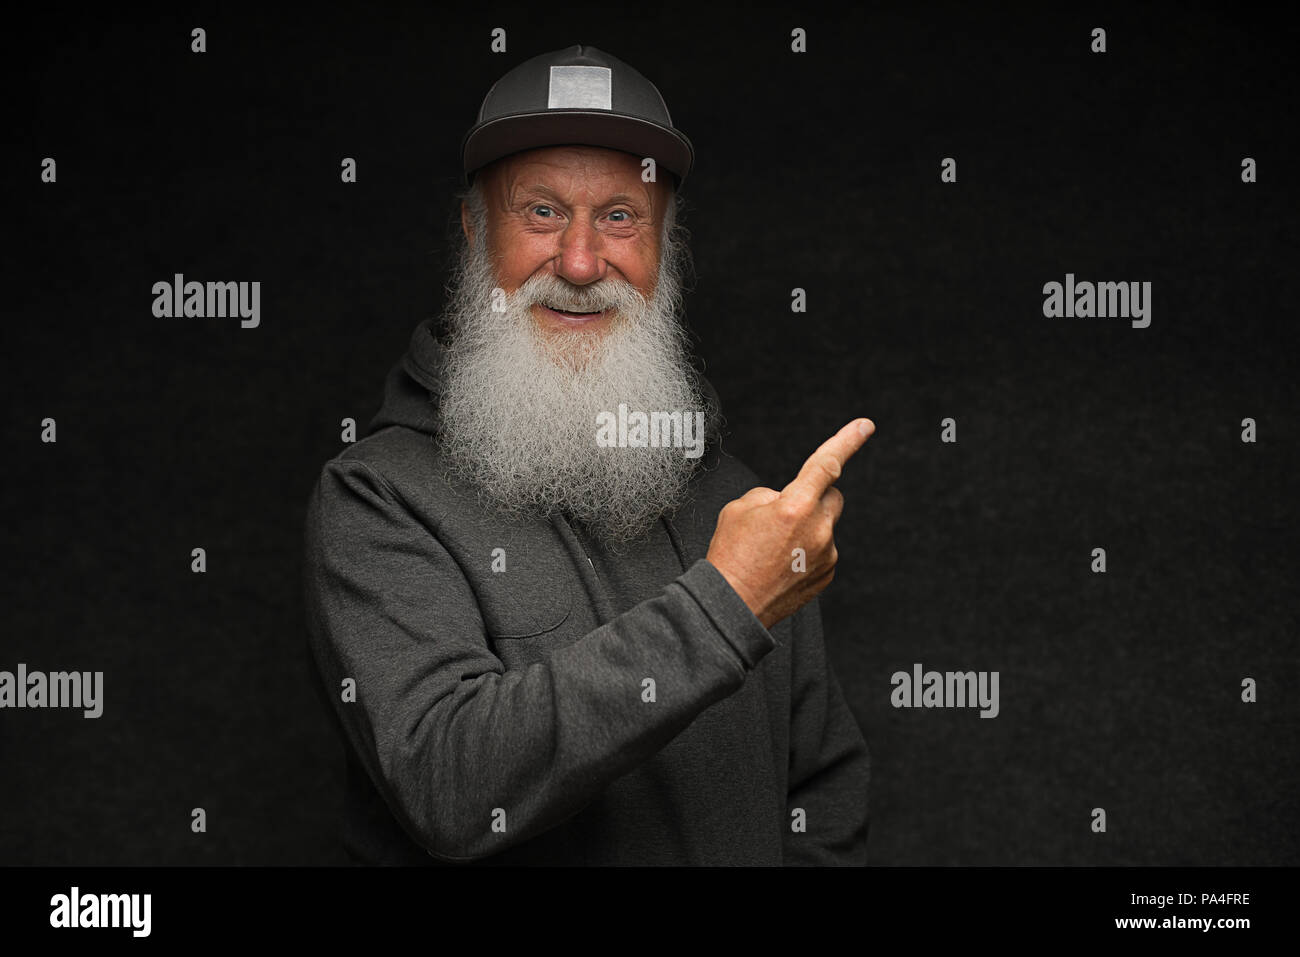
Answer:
[[302, 457, 777, 863], [782, 597, 871, 865]]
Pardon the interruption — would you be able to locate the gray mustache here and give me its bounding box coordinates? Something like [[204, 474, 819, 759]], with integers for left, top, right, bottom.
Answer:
[[523, 275, 644, 314]]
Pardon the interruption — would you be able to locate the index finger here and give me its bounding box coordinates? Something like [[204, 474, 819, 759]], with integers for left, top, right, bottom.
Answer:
[[781, 418, 875, 505]]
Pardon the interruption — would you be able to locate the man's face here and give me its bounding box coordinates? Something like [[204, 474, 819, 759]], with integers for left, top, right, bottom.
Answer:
[[437, 144, 704, 545], [463, 146, 670, 338]]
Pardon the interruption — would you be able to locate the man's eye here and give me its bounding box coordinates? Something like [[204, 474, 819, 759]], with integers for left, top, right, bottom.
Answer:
[[608, 210, 630, 222], [532, 205, 555, 218]]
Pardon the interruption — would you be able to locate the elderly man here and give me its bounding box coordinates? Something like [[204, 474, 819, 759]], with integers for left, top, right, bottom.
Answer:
[[303, 44, 874, 866]]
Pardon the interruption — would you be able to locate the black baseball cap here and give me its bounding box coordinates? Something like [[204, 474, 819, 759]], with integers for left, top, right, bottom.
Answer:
[[461, 44, 695, 189]]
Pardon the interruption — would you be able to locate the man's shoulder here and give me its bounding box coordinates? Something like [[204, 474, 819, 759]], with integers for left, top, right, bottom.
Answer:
[[310, 424, 476, 520], [329, 424, 443, 484]]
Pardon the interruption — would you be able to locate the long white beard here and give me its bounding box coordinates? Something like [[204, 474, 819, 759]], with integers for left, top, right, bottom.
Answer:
[[435, 221, 711, 547]]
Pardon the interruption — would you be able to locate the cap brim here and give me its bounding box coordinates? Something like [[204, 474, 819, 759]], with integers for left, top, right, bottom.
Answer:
[[462, 110, 694, 188]]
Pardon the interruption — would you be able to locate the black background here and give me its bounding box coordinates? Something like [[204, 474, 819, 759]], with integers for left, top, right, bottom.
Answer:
[[4, 0, 1297, 866]]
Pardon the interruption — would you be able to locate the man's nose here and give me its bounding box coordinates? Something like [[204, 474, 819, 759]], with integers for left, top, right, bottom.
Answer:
[[553, 216, 606, 286]]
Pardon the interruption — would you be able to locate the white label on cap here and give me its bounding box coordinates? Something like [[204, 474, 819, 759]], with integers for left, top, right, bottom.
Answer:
[[548, 66, 612, 110]]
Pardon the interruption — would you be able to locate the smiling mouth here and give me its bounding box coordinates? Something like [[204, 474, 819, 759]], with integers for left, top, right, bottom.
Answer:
[[538, 304, 609, 323]]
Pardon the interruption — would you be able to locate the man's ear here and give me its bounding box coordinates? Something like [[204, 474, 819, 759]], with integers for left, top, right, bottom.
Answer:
[[460, 201, 474, 246]]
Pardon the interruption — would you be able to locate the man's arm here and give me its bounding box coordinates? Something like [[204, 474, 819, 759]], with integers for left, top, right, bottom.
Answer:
[[302, 457, 776, 863], [783, 597, 871, 865]]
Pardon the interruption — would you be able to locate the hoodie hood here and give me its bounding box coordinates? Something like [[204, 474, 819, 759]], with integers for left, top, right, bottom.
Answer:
[[366, 316, 725, 452]]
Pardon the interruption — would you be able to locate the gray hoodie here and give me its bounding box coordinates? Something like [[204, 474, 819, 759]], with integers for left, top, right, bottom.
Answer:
[[302, 317, 870, 865]]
